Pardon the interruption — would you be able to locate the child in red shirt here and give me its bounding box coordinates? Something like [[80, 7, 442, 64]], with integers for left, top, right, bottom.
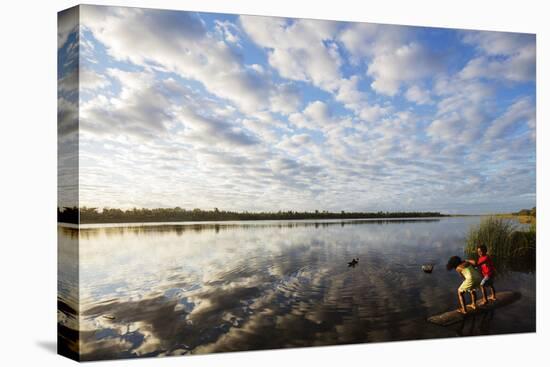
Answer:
[[468, 245, 496, 304]]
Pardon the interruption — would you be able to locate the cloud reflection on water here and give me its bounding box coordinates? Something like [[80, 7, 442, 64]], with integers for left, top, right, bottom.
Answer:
[[58, 218, 535, 360]]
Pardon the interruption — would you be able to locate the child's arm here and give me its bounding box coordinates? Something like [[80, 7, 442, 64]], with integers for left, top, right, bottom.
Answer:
[[477, 257, 488, 266]]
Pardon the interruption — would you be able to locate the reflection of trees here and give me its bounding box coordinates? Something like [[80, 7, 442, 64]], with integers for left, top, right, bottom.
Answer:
[[58, 206, 447, 224], [75, 218, 441, 239], [58, 217, 535, 360], [489, 254, 536, 274]]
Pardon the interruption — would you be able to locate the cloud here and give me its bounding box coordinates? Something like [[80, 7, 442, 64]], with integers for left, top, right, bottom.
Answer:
[[58, 6, 79, 49], [80, 69, 175, 139], [405, 85, 432, 105], [58, 15, 80, 210], [463, 31, 534, 57], [484, 97, 535, 141], [303, 101, 331, 124], [335, 76, 364, 108], [276, 133, 313, 153], [241, 118, 282, 144], [460, 31, 535, 82], [58, 96, 78, 137], [80, 6, 273, 114], [214, 20, 242, 44], [177, 107, 260, 148], [80, 68, 110, 91], [58, 68, 78, 95], [425, 70, 535, 194], [358, 104, 392, 122], [368, 42, 444, 96], [72, 6, 535, 214], [338, 24, 445, 97], [80, 67, 264, 151], [269, 83, 302, 115], [427, 77, 494, 147], [333, 76, 392, 123], [288, 101, 335, 131], [239, 15, 342, 92], [338, 23, 405, 61]]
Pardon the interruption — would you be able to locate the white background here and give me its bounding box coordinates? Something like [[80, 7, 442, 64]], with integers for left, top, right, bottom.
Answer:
[[0, 0, 547, 365]]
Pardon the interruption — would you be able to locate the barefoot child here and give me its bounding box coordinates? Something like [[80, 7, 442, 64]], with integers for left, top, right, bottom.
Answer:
[[468, 245, 496, 304], [447, 256, 482, 314]]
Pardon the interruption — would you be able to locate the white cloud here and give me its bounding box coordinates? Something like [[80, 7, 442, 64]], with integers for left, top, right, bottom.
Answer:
[[80, 67, 268, 152], [72, 6, 535, 213], [335, 76, 365, 110], [405, 85, 432, 105], [80, 69, 175, 139], [432, 75, 495, 146], [288, 101, 334, 131], [214, 20, 241, 44], [368, 43, 444, 96], [333, 76, 392, 123], [269, 83, 302, 115], [276, 133, 313, 153], [80, 6, 274, 114], [427, 71, 535, 173], [58, 69, 78, 94], [304, 101, 331, 123], [358, 104, 392, 122], [80, 68, 110, 91], [239, 15, 342, 92], [338, 24, 444, 97], [427, 112, 466, 143], [58, 96, 78, 138], [463, 31, 533, 57], [460, 31, 535, 82], [484, 97, 535, 140], [241, 119, 279, 143], [338, 23, 405, 61], [58, 7, 78, 49], [176, 107, 260, 148]]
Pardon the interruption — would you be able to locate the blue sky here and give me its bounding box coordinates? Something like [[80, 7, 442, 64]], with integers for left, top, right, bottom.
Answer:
[[58, 5, 536, 214]]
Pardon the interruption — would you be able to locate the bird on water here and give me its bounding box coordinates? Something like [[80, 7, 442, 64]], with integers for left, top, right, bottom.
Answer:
[[348, 258, 359, 267], [422, 264, 434, 273]]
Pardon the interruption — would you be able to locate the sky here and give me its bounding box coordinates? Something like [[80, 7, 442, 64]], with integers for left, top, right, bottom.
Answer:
[[58, 5, 536, 214]]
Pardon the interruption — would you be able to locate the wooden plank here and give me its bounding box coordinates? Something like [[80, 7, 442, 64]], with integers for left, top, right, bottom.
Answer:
[[427, 291, 522, 326]]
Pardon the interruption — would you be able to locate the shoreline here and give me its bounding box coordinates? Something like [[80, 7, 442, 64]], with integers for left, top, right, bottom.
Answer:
[[58, 216, 455, 228]]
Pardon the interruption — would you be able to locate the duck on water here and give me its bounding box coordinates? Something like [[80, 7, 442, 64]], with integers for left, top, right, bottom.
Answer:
[[348, 258, 359, 267], [422, 264, 434, 273]]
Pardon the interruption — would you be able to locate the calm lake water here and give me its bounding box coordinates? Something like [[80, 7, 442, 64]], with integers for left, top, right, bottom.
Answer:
[[58, 217, 535, 360]]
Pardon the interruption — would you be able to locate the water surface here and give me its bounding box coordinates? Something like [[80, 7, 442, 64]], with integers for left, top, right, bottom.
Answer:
[[58, 217, 535, 360]]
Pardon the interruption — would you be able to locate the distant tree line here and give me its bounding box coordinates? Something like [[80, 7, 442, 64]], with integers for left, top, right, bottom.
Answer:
[[57, 206, 448, 224]]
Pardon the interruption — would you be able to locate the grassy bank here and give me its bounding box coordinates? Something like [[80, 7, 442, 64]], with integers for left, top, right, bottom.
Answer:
[[495, 214, 535, 224], [465, 216, 535, 273]]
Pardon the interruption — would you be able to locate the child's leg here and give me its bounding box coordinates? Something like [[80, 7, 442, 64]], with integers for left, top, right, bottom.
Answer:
[[485, 277, 496, 300], [480, 285, 488, 304], [479, 278, 489, 305], [488, 285, 497, 301], [469, 290, 478, 310], [457, 290, 467, 314]]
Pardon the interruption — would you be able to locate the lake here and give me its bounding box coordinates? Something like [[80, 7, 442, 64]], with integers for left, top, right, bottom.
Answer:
[[58, 216, 535, 360]]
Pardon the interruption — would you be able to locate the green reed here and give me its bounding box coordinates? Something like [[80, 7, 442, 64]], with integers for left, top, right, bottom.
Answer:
[[465, 216, 535, 273]]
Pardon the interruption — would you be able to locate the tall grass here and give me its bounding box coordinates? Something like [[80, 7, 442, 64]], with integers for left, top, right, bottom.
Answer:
[[465, 216, 535, 272], [465, 217, 515, 257]]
